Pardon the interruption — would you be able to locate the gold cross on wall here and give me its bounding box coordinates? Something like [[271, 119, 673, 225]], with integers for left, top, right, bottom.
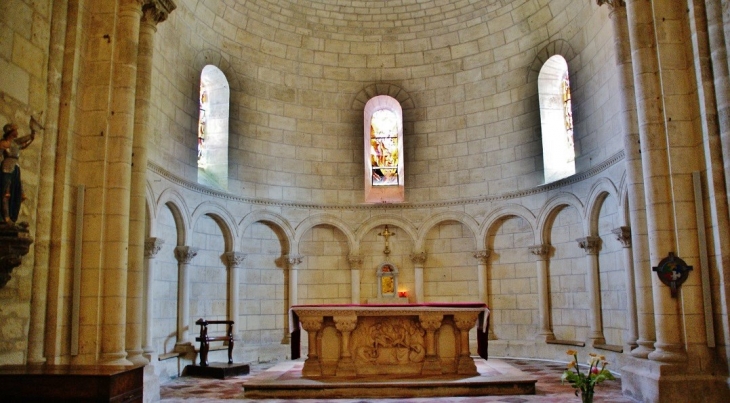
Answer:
[[378, 225, 395, 255]]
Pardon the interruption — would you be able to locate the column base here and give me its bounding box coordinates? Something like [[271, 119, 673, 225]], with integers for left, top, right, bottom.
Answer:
[[621, 357, 730, 403], [631, 339, 654, 358], [647, 342, 686, 363], [100, 351, 133, 366], [422, 356, 442, 375], [126, 348, 150, 365], [336, 357, 357, 376], [535, 331, 555, 342], [302, 358, 322, 377], [457, 355, 477, 375]]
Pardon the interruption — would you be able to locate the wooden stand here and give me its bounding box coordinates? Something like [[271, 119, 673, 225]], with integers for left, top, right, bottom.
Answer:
[[184, 318, 249, 379]]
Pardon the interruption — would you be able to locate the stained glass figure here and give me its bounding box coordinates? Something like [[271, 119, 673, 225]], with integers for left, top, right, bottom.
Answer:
[[370, 109, 399, 186]]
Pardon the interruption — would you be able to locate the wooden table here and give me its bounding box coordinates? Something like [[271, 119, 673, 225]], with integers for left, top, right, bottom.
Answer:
[[290, 303, 489, 378], [0, 364, 144, 402]]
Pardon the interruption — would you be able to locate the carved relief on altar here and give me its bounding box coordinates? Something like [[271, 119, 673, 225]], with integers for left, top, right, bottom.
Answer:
[[350, 316, 426, 369]]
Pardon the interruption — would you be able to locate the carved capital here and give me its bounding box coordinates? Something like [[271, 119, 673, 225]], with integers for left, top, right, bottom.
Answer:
[[347, 254, 363, 270], [612, 226, 632, 248], [287, 254, 303, 268], [453, 312, 479, 331], [528, 244, 551, 260], [173, 246, 198, 264], [597, 0, 625, 9], [418, 313, 443, 331], [299, 316, 323, 332], [222, 251, 246, 268], [141, 0, 177, 25], [410, 251, 427, 265], [144, 237, 164, 258], [577, 236, 602, 255], [473, 249, 491, 263], [333, 315, 358, 333]]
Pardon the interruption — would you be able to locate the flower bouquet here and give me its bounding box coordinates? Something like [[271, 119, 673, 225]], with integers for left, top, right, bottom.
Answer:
[[561, 350, 616, 403]]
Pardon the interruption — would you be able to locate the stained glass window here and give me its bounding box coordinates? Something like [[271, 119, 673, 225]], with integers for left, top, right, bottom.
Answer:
[[538, 55, 576, 183], [370, 109, 399, 186]]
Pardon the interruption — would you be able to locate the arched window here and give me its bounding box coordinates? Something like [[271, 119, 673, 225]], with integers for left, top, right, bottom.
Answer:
[[364, 95, 404, 203], [198, 65, 229, 190], [538, 55, 575, 183]]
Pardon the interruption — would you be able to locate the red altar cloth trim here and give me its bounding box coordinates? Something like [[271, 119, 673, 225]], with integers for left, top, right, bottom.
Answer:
[[288, 302, 490, 361]]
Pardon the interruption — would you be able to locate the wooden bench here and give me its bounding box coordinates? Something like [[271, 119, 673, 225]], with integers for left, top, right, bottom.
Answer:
[[195, 318, 234, 367]]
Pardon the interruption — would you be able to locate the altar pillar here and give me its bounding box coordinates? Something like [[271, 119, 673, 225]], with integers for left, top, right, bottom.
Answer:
[[419, 312, 444, 375], [143, 237, 164, 359], [454, 312, 479, 375], [223, 252, 246, 333], [577, 237, 606, 345], [174, 246, 198, 345], [474, 249, 495, 339], [333, 314, 358, 376], [288, 254, 302, 309], [348, 255, 362, 304], [299, 316, 323, 377], [411, 252, 427, 303], [529, 244, 555, 341], [126, 0, 175, 366], [613, 226, 639, 351]]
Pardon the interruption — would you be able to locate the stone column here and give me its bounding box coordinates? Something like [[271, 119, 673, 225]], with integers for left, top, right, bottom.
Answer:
[[348, 255, 362, 304], [529, 245, 555, 341], [288, 254, 303, 308], [126, 0, 176, 367], [599, 0, 656, 359], [222, 252, 246, 332], [419, 313, 444, 375], [454, 312, 479, 375], [411, 252, 427, 303], [98, 0, 145, 366], [333, 314, 358, 376], [143, 237, 164, 358], [613, 227, 639, 351], [174, 246, 197, 345], [577, 237, 606, 345], [473, 249, 495, 339], [300, 316, 323, 377], [625, 0, 687, 363]]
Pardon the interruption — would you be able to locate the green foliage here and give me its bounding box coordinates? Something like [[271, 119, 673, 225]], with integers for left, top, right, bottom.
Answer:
[[561, 350, 616, 399]]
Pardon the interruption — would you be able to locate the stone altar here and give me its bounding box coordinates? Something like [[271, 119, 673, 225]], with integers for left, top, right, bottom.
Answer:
[[290, 303, 489, 378]]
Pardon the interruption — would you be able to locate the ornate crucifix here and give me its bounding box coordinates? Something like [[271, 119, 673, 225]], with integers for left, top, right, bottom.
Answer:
[[378, 225, 395, 255]]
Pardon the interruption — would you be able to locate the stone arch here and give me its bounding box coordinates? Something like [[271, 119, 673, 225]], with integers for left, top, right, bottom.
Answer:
[[294, 214, 356, 255], [238, 210, 295, 254], [536, 192, 585, 245], [584, 177, 619, 236], [155, 188, 191, 245], [527, 39, 578, 83], [145, 180, 157, 235], [191, 49, 242, 92], [355, 215, 418, 249], [479, 204, 538, 248], [351, 83, 415, 112], [190, 201, 239, 252], [415, 211, 480, 252]]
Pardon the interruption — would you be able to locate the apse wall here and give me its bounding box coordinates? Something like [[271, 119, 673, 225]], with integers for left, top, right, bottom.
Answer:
[[148, 0, 622, 205]]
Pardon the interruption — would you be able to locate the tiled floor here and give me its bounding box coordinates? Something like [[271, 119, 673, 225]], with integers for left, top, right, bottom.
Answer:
[[160, 358, 637, 402]]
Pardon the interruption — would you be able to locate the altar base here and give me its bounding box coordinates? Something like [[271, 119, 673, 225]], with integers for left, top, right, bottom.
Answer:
[[243, 358, 536, 399]]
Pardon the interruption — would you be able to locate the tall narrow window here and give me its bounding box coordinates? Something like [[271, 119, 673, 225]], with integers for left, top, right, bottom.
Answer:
[[538, 55, 575, 183], [197, 65, 229, 190], [364, 95, 404, 203]]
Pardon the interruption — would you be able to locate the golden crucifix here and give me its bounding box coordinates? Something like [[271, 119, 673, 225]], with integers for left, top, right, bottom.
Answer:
[[378, 225, 395, 255]]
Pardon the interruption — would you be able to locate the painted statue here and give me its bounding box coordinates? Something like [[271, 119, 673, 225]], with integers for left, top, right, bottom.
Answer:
[[1, 117, 41, 224]]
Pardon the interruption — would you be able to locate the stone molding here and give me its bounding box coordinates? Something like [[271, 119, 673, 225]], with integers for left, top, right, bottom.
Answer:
[[142, 0, 176, 25], [528, 244, 551, 259], [473, 249, 491, 263], [287, 254, 303, 267], [597, 0, 625, 9], [347, 254, 363, 270], [410, 251, 427, 265], [147, 149, 625, 210]]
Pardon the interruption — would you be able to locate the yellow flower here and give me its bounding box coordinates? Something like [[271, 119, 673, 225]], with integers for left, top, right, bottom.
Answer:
[[598, 355, 606, 361], [566, 349, 578, 356], [567, 361, 576, 369]]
